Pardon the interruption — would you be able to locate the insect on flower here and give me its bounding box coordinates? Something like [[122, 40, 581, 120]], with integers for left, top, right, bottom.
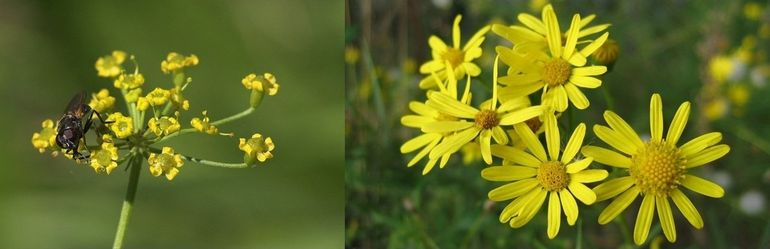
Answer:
[[56, 91, 113, 160]]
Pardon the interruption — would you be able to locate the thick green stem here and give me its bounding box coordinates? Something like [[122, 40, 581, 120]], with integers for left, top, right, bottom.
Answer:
[[112, 156, 142, 249]]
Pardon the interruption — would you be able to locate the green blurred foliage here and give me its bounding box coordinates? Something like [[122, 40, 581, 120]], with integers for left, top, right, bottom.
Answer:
[[346, 0, 770, 248], [0, 0, 343, 248]]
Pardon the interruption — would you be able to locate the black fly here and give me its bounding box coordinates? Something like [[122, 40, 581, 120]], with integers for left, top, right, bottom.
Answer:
[[56, 91, 112, 160]]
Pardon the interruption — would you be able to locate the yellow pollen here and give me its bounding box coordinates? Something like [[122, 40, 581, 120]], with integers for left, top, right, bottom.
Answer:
[[537, 161, 569, 192], [442, 48, 465, 68], [474, 109, 499, 129], [630, 141, 687, 196], [542, 58, 572, 87]]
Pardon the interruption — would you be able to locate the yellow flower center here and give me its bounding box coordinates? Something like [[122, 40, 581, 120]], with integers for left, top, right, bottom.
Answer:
[[442, 48, 465, 68], [630, 141, 687, 196], [537, 161, 569, 192], [157, 153, 177, 171], [94, 149, 113, 167], [542, 58, 572, 87], [474, 109, 499, 129]]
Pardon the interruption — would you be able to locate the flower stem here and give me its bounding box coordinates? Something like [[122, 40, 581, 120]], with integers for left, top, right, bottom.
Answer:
[[147, 146, 249, 168], [211, 107, 255, 126], [112, 156, 143, 249]]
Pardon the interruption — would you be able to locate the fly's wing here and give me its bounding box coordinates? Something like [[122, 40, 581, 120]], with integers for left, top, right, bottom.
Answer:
[[64, 91, 88, 117]]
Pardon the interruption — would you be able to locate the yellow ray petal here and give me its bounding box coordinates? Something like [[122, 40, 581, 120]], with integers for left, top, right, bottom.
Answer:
[[452, 15, 462, 48], [421, 121, 474, 133], [428, 35, 449, 52], [488, 178, 540, 201], [514, 123, 548, 161], [572, 66, 607, 76], [633, 194, 656, 245], [518, 13, 546, 34], [401, 133, 442, 153], [427, 91, 479, 119], [491, 144, 542, 167], [429, 127, 480, 159], [564, 83, 590, 110], [579, 32, 608, 56], [603, 111, 644, 148], [511, 188, 547, 228], [421, 158, 439, 175], [578, 24, 611, 38], [666, 102, 691, 145], [656, 196, 677, 242], [569, 76, 602, 88], [685, 144, 730, 168], [547, 192, 562, 239], [581, 145, 632, 168], [681, 175, 725, 198], [650, 93, 663, 142], [670, 189, 703, 229], [499, 190, 539, 223], [499, 105, 544, 125], [543, 4, 562, 58], [593, 176, 634, 202], [481, 165, 538, 181], [480, 129, 494, 164], [407, 137, 442, 167], [401, 115, 433, 128], [680, 132, 722, 157], [544, 111, 560, 161], [568, 181, 596, 204], [492, 126, 509, 145], [565, 157, 593, 173], [598, 186, 640, 224], [570, 169, 608, 183], [492, 24, 544, 44], [594, 125, 637, 155], [562, 14, 581, 60], [561, 123, 586, 164], [463, 25, 490, 51], [559, 189, 579, 225]]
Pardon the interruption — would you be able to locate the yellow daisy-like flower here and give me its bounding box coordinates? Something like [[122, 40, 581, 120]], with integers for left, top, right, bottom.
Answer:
[[108, 112, 134, 138], [583, 93, 730, 245], [88, 88, 116, 113], [31, 119, 57, 153], [113, 73, 145, 89], [425, 58, 544, 164], [418, 15, 490, 89], [148, 116, 181, 137], [400, 100, 455, 174], [492, 4, 609, 50], [242, 73, 279, 96], [161, 52, 199, 74], [482, 112, 606, 238], [95, 50, 127, 78], [148, 147, 184, 181], [496, 5, 608, 112], [239, 133, 275, 165], [89, 134, 118, 174], [191, 110, 218, 134]]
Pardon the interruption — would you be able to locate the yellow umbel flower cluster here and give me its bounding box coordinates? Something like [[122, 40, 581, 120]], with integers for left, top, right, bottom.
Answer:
[[32, 50, 281, 181], [400, 4, 729, 245]]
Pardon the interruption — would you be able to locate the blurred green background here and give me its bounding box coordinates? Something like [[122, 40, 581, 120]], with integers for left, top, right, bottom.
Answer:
[[0, 0, 343, 248], [346, 0, 770, 248]]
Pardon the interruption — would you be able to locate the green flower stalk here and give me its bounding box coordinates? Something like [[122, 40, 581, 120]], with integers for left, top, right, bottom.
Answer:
[[30, 50, 280, 249]]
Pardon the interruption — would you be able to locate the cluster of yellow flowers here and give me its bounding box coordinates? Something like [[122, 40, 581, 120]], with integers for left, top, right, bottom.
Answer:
[[32, 50, 279, 181], [703, 2, 770, 120], [401, 5, 729, 245]]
